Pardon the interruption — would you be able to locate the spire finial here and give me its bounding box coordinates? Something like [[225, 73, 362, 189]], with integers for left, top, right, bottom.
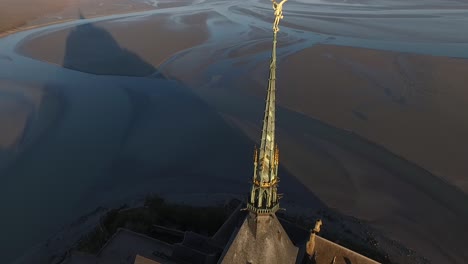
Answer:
[[272, 0, 288, 33]]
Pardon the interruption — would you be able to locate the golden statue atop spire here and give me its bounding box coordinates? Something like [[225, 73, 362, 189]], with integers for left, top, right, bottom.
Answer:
[[272, 0, 288, 33]]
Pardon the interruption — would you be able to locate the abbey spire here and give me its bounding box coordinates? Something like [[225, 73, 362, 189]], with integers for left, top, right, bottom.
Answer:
[[219, 2, 300, 262], [247, 0, 288, 215]]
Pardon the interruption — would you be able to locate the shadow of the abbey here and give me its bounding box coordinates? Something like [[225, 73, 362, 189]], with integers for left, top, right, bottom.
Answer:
[[0, 147, 10, 169], [63, 12, 157, 76]]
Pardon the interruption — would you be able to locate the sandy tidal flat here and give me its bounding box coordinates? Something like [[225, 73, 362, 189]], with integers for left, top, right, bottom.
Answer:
[[275, 45, 468, 193], [0, 0, 158, 37]]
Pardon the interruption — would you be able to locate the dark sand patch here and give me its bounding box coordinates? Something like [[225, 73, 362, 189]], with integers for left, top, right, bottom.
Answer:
[[0, 79, 64, 188], [0, 80, 43, 148]]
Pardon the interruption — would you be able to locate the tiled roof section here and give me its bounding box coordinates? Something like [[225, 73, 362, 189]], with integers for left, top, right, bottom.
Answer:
[[134, 254, 161, 264], [307, 236, 381, 264], [172, 231, 224, 264], [211, 201, 247, 246], [218, 213, 299, 264]]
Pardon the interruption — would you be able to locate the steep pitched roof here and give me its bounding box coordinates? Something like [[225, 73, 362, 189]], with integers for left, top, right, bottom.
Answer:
[[306, 236, 381, 264], [218, 213, 299, 264], [134, 254, 162, 264]]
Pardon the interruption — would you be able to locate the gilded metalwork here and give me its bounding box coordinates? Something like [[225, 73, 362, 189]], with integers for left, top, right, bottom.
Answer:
[[253, 178, 278, 188], [272, 0, 288, 33]]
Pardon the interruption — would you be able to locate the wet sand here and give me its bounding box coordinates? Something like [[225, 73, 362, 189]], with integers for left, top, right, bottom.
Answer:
[[275, 44, 468, 193], [0, 80, 63, 171], [0, 0, 156, 38], [0, 80, 36, 148], [0, 0, 68, 34]]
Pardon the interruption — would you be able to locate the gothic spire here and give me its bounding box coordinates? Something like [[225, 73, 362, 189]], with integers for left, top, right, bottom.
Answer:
[[247, 0, 288, 215]]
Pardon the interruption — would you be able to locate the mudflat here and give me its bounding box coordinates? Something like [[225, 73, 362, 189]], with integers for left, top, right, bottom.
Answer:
[[0, 0, 155, 36], [264, 44, 468, 193]]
